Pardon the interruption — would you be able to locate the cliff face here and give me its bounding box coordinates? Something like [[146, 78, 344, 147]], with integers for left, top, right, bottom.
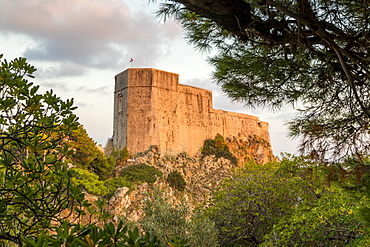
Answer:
[[108, 138, 275, 222], [226, 135, 277, 165], [109, 150, 235, 221]]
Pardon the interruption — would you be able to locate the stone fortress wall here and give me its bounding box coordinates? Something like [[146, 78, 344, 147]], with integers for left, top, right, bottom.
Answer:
[[112, 68, 271, 156]]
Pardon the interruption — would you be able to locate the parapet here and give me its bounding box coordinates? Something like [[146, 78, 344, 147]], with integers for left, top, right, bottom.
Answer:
[[115, 68, 179, 92]]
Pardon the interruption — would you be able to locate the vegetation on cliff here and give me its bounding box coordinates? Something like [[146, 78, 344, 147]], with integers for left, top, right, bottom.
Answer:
[[120, 163, 163, 184], [166, 170, 186, 191], [201, 133, 238, 165], [69, 125, 115, 179]]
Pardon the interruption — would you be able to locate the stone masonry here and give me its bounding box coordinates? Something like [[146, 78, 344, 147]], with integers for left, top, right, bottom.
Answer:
[[112, 68, 271, 156]]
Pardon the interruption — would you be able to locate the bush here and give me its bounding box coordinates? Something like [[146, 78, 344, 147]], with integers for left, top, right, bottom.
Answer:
[[201, 134, 238, 165], [110, 146, 130, 164], [69, 125, 115, 179], [120, 163, 162, 184], [104, 176, 134, 198], [167, 171, 186, 191], [206, 159, 364, 246], [141, 189, 218, 247], [71, 168, 109, 196]]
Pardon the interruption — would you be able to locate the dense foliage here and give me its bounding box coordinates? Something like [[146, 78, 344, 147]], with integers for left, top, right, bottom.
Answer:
[[166, 170, 186, 191], [263, 185, 362, 246], [157, 0, 370, 159], [68, 131, 132, 198], [201, 133, 238, 165], [205, 157, 367, 246], [141, 189, 218, 247], [22, 220, 161, 247], [110, 146, 130, 165], [120, 163, 163, 184], [0, 55, 89, 245], [69, 125, 115, 179], [71, 168, 109, 196]]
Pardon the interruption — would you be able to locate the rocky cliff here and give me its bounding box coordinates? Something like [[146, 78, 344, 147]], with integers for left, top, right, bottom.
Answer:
[[108, 135, 276, 222], [226, 134, 276, 165]]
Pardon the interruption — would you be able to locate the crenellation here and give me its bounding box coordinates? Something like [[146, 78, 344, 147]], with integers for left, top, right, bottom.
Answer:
[[112, 68, 272, 156]]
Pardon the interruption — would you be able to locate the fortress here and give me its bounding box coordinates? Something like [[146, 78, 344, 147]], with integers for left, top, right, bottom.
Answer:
[[112, 68, 271, 156]]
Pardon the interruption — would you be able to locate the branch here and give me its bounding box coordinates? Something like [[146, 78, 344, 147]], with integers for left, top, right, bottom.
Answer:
[[0, 232, 21, 245], [265, 0, 370, 119]]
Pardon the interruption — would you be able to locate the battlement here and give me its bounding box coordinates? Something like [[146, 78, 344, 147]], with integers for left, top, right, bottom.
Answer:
[[112, 68, 271, 155], [115, 68, 179, 91]]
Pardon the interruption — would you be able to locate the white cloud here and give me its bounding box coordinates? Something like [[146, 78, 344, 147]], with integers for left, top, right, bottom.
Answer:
[[0, 0, 181, 70]]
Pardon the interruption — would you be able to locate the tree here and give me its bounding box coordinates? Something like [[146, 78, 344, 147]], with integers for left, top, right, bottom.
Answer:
[[205, 158, 365, 246], [156, 0, 370, 159], [0, 55, 89, 245], [69, 124, 115, 179], [262, 185, 363, 246], [71, 168, 109, 196], [205, 160, 309, 246]]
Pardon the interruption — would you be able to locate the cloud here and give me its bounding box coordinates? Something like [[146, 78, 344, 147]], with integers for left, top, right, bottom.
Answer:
[[75, 101, 88, 107], [0, 0, 181, 69], [268, 111, 297, 120], [75, 85, 111, 95], [40, 81, 71, 92], [39, 80, 112, 96], [37, 63, 88, 78]]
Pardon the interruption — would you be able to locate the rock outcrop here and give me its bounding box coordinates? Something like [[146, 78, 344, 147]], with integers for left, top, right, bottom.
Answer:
[[108, 137, 275, 222], [226, 134, 277, 165]]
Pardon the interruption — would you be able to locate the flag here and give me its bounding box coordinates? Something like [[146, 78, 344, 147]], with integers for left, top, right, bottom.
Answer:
[[130, 58, 133, 62]]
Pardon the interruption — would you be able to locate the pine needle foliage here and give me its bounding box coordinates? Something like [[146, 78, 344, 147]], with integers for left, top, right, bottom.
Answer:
[[156, 0, 370, 160]]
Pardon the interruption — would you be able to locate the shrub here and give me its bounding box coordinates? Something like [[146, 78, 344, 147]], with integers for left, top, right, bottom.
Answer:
[[140, 189, 218, 247], [120, 163, 162, 184], [0, 56, 87, 245], [110, 146, 130, 164], [201, 134, 238, 165], [71, 168, 109, 196], [167, 171, 186, 191], [104, 176, 134, 198]]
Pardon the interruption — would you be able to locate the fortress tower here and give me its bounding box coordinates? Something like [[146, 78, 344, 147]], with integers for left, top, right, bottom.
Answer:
[[112, 68, 271, 156]]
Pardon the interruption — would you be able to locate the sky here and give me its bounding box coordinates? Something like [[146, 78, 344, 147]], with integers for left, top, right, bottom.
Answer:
[[0, 0, 300, 156]]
